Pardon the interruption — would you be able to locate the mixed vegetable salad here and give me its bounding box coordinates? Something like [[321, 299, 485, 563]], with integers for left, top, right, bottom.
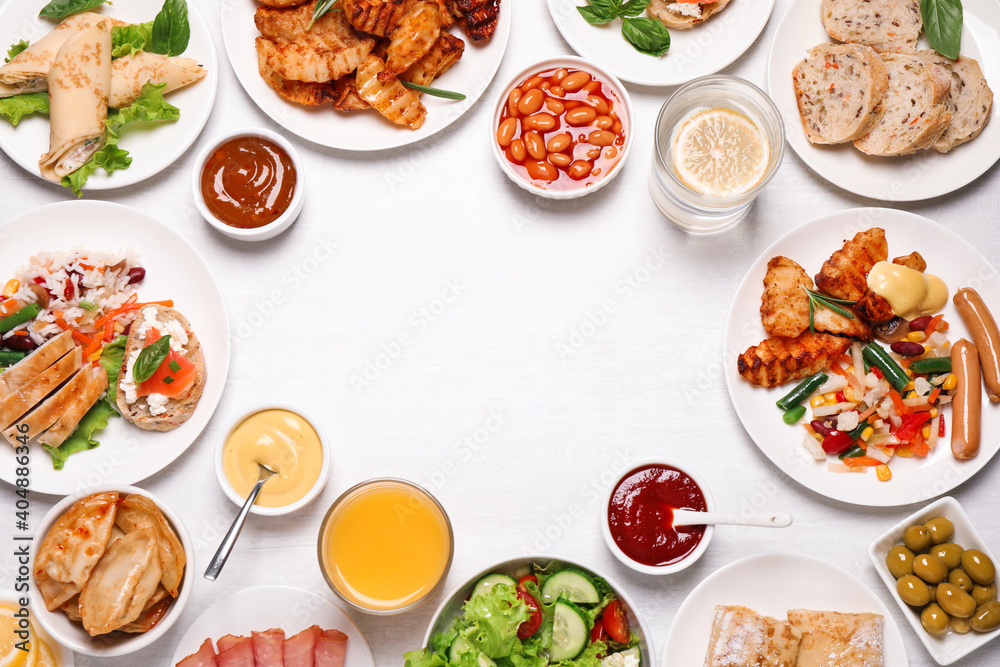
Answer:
[[404, 563, 641, 667]]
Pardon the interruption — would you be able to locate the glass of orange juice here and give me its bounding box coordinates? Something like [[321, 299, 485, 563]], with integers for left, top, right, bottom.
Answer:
[[318, 478, 454, 614]]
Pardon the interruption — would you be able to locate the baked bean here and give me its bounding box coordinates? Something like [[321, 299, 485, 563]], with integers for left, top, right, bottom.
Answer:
[[526, 160, 558, 181], [612, 120, 622, 134], [604, 146, 618, 159], [592, 167, 602, 177], [496, 118, 518, 147], [583, 80, 602, 94], [546, 132, 572, 153], [565, 106, 597, 126], [588, 130, 616, 146], [523, 113, 557, 132], [507, 89, 522, 116], [549, 152, 571, 168], [518, 88, 544, 115], [586, 95, 609, 115], [544, 98, 565, 115], [522, 76, 544, 90], [586, 147, 601, 159], [568, 160, 592, 180], [549, 86, 565, 98], [609, 110, 619, 120], [510, 138, 526, 162], [551, 68, 568, 83], [540, 81, 551, 91], [594, 115, 614, 130], [524, 131, 546, 160], [563, 100, 582, 111], [561, 71, 592, 92]]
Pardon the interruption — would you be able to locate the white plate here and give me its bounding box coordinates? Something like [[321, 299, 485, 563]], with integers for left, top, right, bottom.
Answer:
[[766, 0, 1000, 201], [170, 585, 375, 667], [546, 0, 775, 87], [0, 201, 230, 495], [869, 497, 1000, 665], [724, 208, 1000, 507], [0, 0, 218, 191], [221, 0, 511, 151], [662, 553, 908, 666], [0, 590, 74, 667]]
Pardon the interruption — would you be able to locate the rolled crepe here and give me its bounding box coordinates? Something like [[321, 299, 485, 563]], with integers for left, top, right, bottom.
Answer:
[[109, 52, 206, 108], [38, 21, 112, 182], [0, 13, 119, 97]]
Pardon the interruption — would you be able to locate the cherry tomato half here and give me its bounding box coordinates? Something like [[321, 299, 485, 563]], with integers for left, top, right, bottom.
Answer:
[[516, 590, 542, 639], [590, 622, 607, 643], [821, 429, 855, 455], [602, 599, 630, 644]]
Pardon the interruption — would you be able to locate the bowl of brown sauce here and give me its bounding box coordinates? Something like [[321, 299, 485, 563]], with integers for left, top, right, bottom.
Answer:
[[193, 128, 304, 241]]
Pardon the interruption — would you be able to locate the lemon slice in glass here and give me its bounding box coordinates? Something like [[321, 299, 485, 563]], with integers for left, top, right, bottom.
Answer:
[[673, 108, 770, 197]]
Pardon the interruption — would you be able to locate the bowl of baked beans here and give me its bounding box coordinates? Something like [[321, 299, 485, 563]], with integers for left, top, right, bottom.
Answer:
[[491, 56, 633, 199]]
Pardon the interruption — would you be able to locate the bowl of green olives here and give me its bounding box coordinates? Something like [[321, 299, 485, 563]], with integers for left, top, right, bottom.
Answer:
[[869, 496, 1000, 665]]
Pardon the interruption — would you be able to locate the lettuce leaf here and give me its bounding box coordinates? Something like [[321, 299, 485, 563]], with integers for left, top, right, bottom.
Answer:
[[111, 22, 154, 58], [457, 585, 529, 659], [554, 642, 607, 667], [0, 93, 49, 127], [41, 399, 118, 470], [6, 40, 29, 62], [99, 334, 128, 410], [403, 649, 448, 667]]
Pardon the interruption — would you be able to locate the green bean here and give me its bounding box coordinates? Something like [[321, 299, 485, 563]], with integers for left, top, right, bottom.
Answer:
[[783, 405, 807, 424], [776, 372, 828, 411], [0, 303, 41, 334], [839, 444, 866, 460], [0, 350, 27, 367], [862, 342, 909, 391], [849, 418, 870, 440], [908, 357, 952, 375]]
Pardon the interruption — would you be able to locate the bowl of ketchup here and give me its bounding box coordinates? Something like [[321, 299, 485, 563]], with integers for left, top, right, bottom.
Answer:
[[192, 127, 304, 241], [602, 459, 714, 575]]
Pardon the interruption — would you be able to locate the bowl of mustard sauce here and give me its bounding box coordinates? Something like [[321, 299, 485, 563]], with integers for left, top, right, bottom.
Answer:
[[214, 402, 330, 516]]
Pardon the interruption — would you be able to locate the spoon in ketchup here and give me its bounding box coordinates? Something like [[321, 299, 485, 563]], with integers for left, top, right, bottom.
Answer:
[[671, 509, 792, 528]]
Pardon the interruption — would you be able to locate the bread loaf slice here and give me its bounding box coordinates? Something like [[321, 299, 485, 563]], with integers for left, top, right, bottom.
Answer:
[[793, 44, 888, 144], [820, 0, 921, 53], [854, 53, 952, 156], [647, 0, 731, 29], [116, 305, 205, 432], [915, 51, 994, 153]]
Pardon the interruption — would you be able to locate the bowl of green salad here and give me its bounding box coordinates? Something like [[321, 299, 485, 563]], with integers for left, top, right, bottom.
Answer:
[[403, 556, 652, 667]]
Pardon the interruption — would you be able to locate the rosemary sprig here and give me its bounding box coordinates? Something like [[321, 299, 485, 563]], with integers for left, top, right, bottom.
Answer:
[[804, 286, 856, 333], [401, 80, 467, 100], [308, 0, 339, 30]]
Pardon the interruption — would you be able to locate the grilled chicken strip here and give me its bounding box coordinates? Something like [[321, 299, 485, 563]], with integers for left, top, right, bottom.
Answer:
[[400, 32, 465, 87], [355, 54, 427, 128], [738, 332, 853, 388], [342, 0, 407, 36], [379, 0, 446, 82], [814, 228, 888, 302], [449, 0, 501, 42]]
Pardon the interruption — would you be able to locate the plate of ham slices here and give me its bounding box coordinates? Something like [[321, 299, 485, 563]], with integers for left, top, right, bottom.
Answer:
[[170, 585, 374, 667]]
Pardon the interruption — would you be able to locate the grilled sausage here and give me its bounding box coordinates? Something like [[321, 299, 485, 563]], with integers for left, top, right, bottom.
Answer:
[[954, 287, 1000, 401], [951, 339, 982, 460]]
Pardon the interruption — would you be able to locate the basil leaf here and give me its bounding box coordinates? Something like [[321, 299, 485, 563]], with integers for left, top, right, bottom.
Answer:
[[133, 334, 171, 383], [577, 5, 616, 24], [150, 0, 190, 57], [922, 0, 962, 60], [38, 0, 111, 20], [621, 0, 652, 17], [621, 17, 670, 57], [6, 40, 29, 63]]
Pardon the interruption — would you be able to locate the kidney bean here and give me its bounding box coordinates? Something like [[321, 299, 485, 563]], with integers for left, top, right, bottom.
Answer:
[[810, 419, 834, 437], [891, 341, 926, 357], [127, 267, 146, 284], [5, 335, 36, 352], [909, 315, 933, 331]]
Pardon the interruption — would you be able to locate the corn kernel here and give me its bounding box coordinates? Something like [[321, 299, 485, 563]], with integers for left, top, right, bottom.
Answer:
[[897, 446, 914, 458], [825, 395, 839, 405], [810, 395, 825, 408], [904, 391, 916, 399], [930, 408, 939, 418], [814, 433, 823, 442], [861, 427, 874, 442], [907, 331, 926, 342], [922, 426, 932, 439], [876, 464, 892, 481], [87, 351, 102, 362], [1, 279, 17, 298], [903, 380, 915, 392], [845, 386, 855, 401], [942, 374, 958, 391]]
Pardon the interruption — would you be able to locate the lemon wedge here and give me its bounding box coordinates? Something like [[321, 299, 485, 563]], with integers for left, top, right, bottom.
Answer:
[[0, 604, 29, 667], [672, 108, 770, 197]]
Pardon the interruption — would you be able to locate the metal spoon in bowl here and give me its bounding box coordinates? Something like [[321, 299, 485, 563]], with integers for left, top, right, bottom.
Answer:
[[205, 463, 277, 581], [671, 509, 792, 528]]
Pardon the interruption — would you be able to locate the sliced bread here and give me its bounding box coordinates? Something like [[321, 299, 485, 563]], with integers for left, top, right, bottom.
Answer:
[[647, 0, 732, 30], [793, 44, 888, 144], [915, 51, 994, 152], [820, 0, 922, 53], [854, 53, 952, 156]]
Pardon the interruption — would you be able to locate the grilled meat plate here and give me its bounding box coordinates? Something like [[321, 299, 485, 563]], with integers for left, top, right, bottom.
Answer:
[[399, 32, 464, 87], [814, 228, 887, 302], [738, 332, 853, 388], [355, 54, 427, 128], [449, 0, 501, 42], [255, 1, 376, 83], [761, 256, 873, 341]]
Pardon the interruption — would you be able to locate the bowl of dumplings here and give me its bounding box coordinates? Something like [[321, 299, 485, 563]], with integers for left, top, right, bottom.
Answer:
[[29, 485, 193, 656]]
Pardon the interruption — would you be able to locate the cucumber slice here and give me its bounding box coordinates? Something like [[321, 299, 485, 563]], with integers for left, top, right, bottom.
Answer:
[[471, 573, 518, 598], [449, 637, 497, 667], [551, 599, 591, 662], [541, 569, 600, 605]]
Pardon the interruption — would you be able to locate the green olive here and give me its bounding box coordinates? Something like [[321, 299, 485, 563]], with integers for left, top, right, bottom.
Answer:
[[972, 583, 998, 607], [930, 543, 964, 570], [950, 616, 972, 634], [921, 603, 950, 635], [937, 582, 978, 618], [949, 568, 974, 593], [887, 545, 915, 578], [971, 601, 1000, 633], [897, 575, 932, 606], [924, 517, 955, 545], [961, 549, 997, 585], [904, 525, 933, 552], [913, 553, 949, 584]]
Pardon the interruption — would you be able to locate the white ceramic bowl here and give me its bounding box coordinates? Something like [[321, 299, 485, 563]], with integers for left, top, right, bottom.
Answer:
[[191, 127, 304, 241], [419, 555, 655, 665], [490, 56, 634, 199], [869, 496, 1000, 665], [29, 485, 193, 657], [215, 402, 331, 516], [601, 458, 715, 575]]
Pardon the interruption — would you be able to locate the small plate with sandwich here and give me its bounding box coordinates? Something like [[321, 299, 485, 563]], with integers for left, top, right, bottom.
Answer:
[[0, 200, 229, 495]]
